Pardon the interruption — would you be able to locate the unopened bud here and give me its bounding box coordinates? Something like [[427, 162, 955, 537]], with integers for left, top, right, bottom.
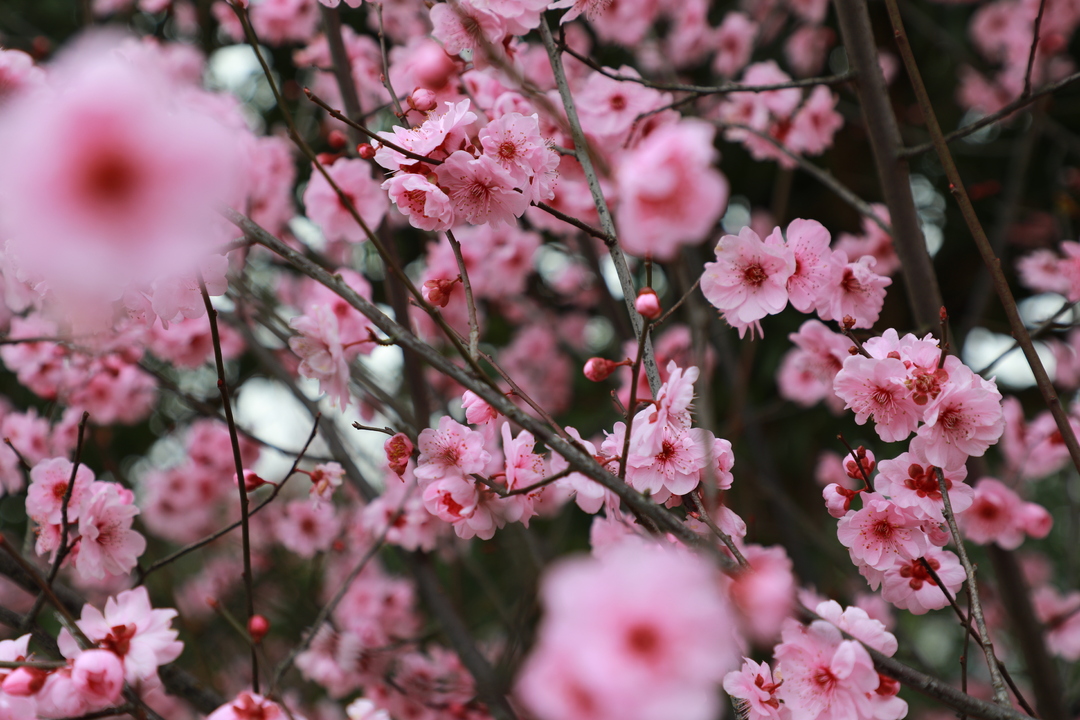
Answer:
[[357, 143, 377, 160], [316, 151, 339, 166], [422, 277, 459, 307], [384, 433, 414, 478], [408, 88, 438, 113], [327, 129, 348, 149], [584, 357, 627, 382], [248, 615, 270, 644], [235, 469, 269, 493], [635, 288, 661, 320], [3, 667, 48, 696]]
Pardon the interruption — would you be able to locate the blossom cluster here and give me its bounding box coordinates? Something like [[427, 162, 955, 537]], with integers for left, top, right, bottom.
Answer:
[[702, 219, 892, 337]]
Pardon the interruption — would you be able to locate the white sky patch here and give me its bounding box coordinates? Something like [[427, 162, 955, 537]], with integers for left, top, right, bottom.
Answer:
[[962, 327, 1056, 389]]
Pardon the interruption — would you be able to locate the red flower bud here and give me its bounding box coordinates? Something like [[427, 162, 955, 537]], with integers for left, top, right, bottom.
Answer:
[[408, 88, 438, 113], [248, 615, 270, 644], [422, 277, 459, 307], [384, 432, 414, 478], [584, 357, 623, 382], [357, 143, 377, 160], [327, 129, 348, 150]]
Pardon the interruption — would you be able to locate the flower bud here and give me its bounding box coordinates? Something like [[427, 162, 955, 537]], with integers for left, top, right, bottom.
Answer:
[[248, 615, 270, 644], [422, 277, 458, 307], [635, 288, 661, 319], [384, 433, 414, 478], [327, 129, 348, 150], [408, 88, 438, 113], [2, 667, 47, 696], [357, 143, 376, 160], [584, 357, 619, 382], [235, 469, 269, 493], [72, 649, 124, 705]]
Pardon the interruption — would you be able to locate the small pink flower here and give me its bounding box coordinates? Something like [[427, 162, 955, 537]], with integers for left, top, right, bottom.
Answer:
[[304, 158, 387, 243], [723, 659, 783, 720], [874, 450, 972, 522], [289, 304, 351, 411], [276, 500, 341, 558], [635, 288, 662, 319], [815, 252, 892, 329], [912, 364, 1005, 470], [415, 416, 491, 482], [784, 218, 837, 313], [71, 649, 124, 708], [702, 226, 795, 337], [383, 173, 454, 232], [26, 457, 95, 526], [833, 355, 921, 442], [880, 548, 965, 615], [308, 461, 345, 504], [462, 390, 499, 424], [207, 692, 296, 720], [435, 151, 529, 227], [74, 481, 146, 580], [836, 493, 929, 571]]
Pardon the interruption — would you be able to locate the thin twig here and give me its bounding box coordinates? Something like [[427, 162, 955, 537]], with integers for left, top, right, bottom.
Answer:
[[617, 319, 651, 481], [199, 275, 259, 693], [446, 230, 480, 362], [1023, 0, 1048, 99], [684, 491, 749, 568], [901, 71, 1080, 158], [934, 469, 1010, 705]]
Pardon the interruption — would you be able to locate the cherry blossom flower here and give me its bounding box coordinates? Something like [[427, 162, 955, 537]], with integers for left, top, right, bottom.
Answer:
[[516, 543, 741, 720], [911, 364, 1005, 470], [276, 500, 341, 558], [874, 450, 972, 522], [303, 159, 387, 243], [435, 151, 529, 226], [702, 226, 795, 337], [836, 493, 929, 571], [0, 33, 241, 307], [383, 174, 455, 232], [723, 659, 784, 720], [727, 545, 797, 644], [773, 614, 879, 720], [26, 457, 95, 527], [833, 355, 921, 442], [207, 692, 301, 720], [879, 548, 965, 614], [626, 425, 714, 500], [958, 477, 1052, 549], [784, 218, 838, 313], [815, 253, 892, 328], [415, 416, 491, 482], [713, 13, 758, 78], [551, 427, 615, 514], [615, 120, 730, 261], [75, 481, 146, 580], [1033, 585, 1080, 661], [71, 649, 124, 708], [59, 586, 183, 686], [289, 304, 351, 411], [778, 320, 852, 409]]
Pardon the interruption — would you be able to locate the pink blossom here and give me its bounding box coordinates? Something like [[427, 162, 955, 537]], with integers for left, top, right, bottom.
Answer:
[[824, 483, 860, 518], [304, 159, 387, 243], [74, 481, 146, 580], [880, 548, 965, 614], [59, 586, 183, 685], [785, 25, 836, 77], [815, 253, 892, 328], [383, 173, 454, 232], [435, 151, 529, 226], [478, 112, 554, 195], [26, 457, 95, 526], [551, 427, 615, 514], [835, 205, 899, 276], [248, 0, 319, 45], [0, 49, 44, 98], [615, 120, 730, 261], [430, 1, 507, 59], [874, 450, 972, 522], [1033, 585, 1080, 661], [723, 659, 783, 720], [277, 500, 341, 558], [415, 416, 491, 482], [630, 360, 698, 455], [702, 226, 795, 337], [421, 474, 499, 539], [208, 692, 298, 720], [833, 356, 921, 442], [713, 13, 758, 78], [778, 319, 852, 408], [308, 461, 345, 505], [626, 426, 713, 500], [728, 544, 796, 644], [912, 364, 1005, 469], [375, 99, 476, 171], [773, 614, 879, 720], [71, 649, 124, 708], [784, 218, 838, 312], [384, 434, 414, 477], [959, 477, 1051, 549], [516, 544, 741, 720], [787, 86, 844, 156], [549, 0, 612, 23], [289, 304, 351, 411], [462, 390, 499, 424], [0, 34, 241, 306], [836, 493, 929, 571]]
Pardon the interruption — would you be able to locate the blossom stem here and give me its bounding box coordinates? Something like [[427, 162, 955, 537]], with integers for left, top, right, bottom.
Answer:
[[617, 317, 651, 482], [199, 277, 259, 693], [882, 0, 1080, 481], [539, 16, 662, 397], [446, 230, 480, 362], [934, 467, 1010, 706]]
